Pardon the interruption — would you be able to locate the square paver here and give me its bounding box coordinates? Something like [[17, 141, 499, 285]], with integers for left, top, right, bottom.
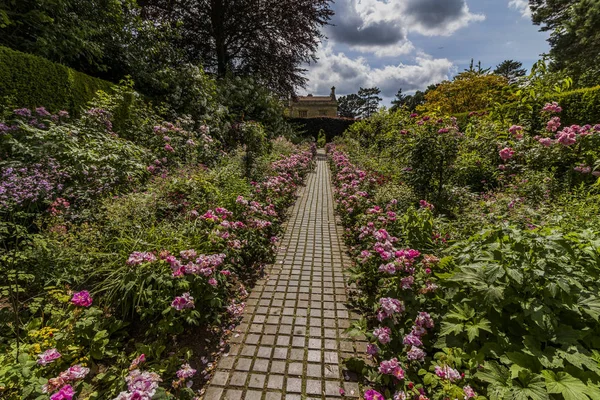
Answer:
[[268, 374, 284, 390], [287, 377, 302, 393]]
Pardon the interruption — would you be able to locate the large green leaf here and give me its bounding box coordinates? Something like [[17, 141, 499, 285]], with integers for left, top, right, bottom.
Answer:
[[542, 370, 590, 400]]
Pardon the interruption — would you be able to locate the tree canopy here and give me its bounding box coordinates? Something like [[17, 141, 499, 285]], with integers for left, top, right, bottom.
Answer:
[[530, 0, 600, 86], [138, 0, 333, 94], [494, 60, 526, 83], [418, 71, 511, 114]]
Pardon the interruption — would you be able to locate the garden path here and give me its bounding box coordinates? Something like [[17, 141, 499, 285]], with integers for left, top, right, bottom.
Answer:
[[203, 150, 365, 400]]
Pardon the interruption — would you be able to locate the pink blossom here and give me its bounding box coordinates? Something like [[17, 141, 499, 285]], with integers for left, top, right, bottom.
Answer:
[[463, 386, 477, 399], [415, 312, 434, 328], [71, 290, 93, 307], [546, 116, 561, 132], [60, 364, 90, 381], [378, 298, 405, 320], [130, 354, 146, 370], [50, 385, 74, 400], [164, 144, 174, 152], [364, 389, 385, 400], [435, 365, 461, 382], [171, 293, 195, 310], [208, 278, 218, 287], [419, 200, 434, 210], [403, 333, 423, 346], [373, 326, 391, 344], [499, 147, 515, 161], [379, 263, 396, 274], [176, 363, 197, 379], [379, 358, 400, 374], [542, 101, 562, 113], [406, 346, 426, 361], [127, 252, 157, 266], [37, 348, 61, 366]]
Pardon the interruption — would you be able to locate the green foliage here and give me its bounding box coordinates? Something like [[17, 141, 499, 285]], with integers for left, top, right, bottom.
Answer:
[[0, 46, 113, 114], [317, 129, 326, 148]]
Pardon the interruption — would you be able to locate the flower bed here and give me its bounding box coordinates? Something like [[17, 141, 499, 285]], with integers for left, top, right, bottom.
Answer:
[[327, 101, 600, 400], [0, 101, 315, 399]]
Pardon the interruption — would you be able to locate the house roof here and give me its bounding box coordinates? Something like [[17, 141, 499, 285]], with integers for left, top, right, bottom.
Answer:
[[293, 95, 336, 103]]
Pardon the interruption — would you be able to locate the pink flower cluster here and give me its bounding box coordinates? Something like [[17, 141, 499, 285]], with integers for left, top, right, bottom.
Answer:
[[499, 147, 515, 161], [171, 292, 195, 310], [37, 348, 61, 366], [126, 251, 157, 266], [378, 297, 405, 321], [114, 368, 162, 400], [542, 101, 562, 113], [434, 365, 461, 382], [373, 326, 392, 344], [71, 290, 93, 307], [378, 357, 405, 379], [43, 364, 90, 396], [364, 389, 385, 400]]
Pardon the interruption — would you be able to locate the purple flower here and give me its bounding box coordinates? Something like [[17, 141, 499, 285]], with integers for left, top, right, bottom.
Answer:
[[37, 348, 61, 366], [71, 290, 93, 307], [366, 344, 379, 355], [36, 107, 51, 117], [14, 108, 31, 117]]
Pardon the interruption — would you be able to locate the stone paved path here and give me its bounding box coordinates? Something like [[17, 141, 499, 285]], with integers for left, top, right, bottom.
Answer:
[[204, 150, 365, 400]]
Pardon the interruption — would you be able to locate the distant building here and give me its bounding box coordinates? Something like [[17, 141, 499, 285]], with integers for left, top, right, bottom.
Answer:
[[288, 86, 337, 118]]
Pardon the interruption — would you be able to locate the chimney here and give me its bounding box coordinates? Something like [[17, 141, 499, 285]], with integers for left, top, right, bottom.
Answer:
[[330, 86, 336, 99]]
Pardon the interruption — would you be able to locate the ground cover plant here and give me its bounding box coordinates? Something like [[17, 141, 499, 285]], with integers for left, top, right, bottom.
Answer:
[[0, 80, 315, 399], [327, 100, 600, 400]]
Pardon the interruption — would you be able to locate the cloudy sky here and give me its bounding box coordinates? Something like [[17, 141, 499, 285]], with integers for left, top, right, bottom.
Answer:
[[302, 0, 549, 105]]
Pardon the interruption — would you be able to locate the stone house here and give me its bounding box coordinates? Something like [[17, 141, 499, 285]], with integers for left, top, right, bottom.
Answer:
[[288, 87, 337, 118]]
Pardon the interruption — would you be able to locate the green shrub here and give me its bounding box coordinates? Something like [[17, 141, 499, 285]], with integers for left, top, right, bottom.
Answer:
[[0, 46, 113, 114], [317, 129, 326, 147], [555, 85, 600, 125]]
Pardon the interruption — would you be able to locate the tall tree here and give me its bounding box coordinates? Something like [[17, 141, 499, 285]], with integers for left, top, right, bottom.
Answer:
[[494, 60, 526, 83], [139, 0, 334, 94], [418, 71, 511, 114], [530, 0, 600, 85], [337, 94, 365, 118], [357, 87, 382, 118], [390, 88, 406, 111]]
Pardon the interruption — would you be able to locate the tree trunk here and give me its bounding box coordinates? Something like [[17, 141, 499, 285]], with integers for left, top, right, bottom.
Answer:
[[211, 0, 227, 76]]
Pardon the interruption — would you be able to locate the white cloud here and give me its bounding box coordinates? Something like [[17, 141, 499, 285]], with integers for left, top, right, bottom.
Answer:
[[508, 0, 531, 18], [327, 0, 485, 57], [303, 43, 454, 98]]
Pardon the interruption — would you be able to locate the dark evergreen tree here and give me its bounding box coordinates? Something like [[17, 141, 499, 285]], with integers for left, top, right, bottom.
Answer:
[[357, 87, 382, 118], [337, 94, 365, 118], [494, 60, 526, 83]]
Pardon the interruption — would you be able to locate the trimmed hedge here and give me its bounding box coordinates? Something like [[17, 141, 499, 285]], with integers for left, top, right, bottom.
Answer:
[[288, 117, 357, 142], [555, 85, 600, 126], [0, 46, 113, 114]]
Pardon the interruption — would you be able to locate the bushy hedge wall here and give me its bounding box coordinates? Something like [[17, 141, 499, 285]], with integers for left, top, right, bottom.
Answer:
[[453, 85, 600, 129], [0, 46, 113, 114], [555, 85, 600, 125], [288, 117, 357, 141]]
